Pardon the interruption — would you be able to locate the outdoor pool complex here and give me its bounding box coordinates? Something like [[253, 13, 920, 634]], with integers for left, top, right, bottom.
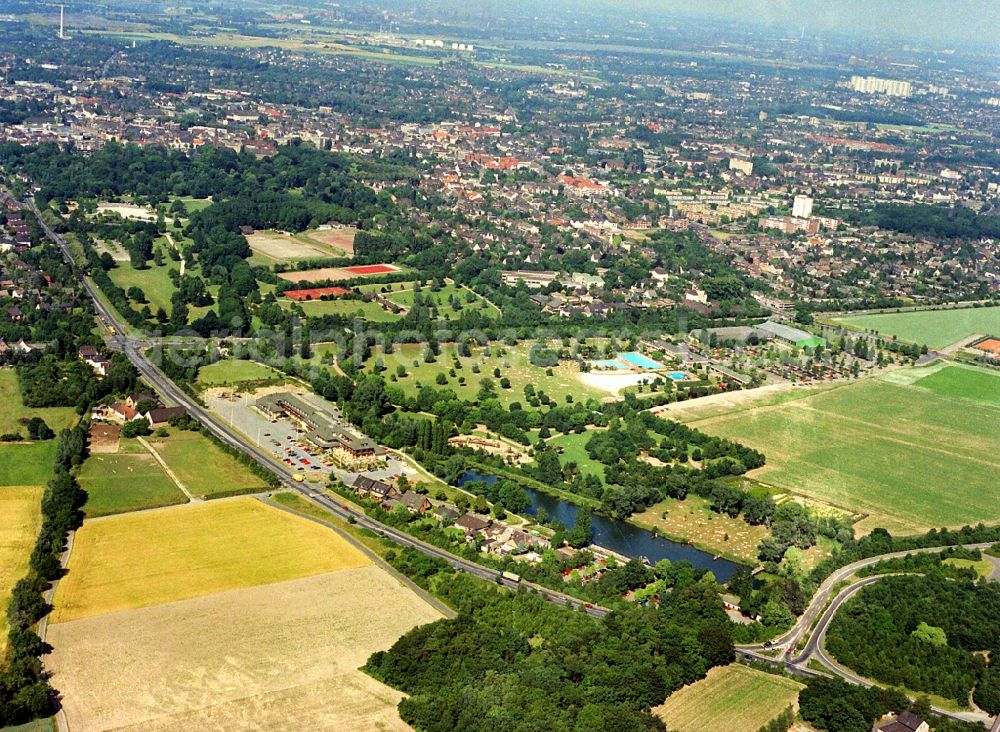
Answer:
[[591, 359, 628, 370], [620, 352, 665, 369], [666, 371, 686, 381]]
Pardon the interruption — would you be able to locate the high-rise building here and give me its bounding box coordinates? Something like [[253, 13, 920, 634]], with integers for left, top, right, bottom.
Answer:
[[849, 75, 912, 98], [792, 195, 813, 219]]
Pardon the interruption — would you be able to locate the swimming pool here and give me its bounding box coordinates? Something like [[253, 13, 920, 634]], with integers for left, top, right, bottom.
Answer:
[[620, 352, 665, 369], [591, 359, 628, 370], [666, 371, 686, 381]]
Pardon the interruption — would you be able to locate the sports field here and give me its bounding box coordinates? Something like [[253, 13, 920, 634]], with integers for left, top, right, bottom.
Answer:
[[682, 369, 1000, 534], [247, 230, 344, 264], [0, 369, 78, 435], [79, 451, 187, 517], [279, 263, 400, 283], [0, 487, 42, 653], [196, 358, 283, 386], [653, 664, 802, 732], [833, 306, 1000, 348], [913, 364, 1000, 408], [144, 430, 267, 498], [51, 498, 370, 622], [0, 441, 58, 486]]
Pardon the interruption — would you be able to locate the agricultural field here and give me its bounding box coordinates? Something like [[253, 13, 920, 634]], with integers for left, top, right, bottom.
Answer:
[[0, 369, 78, 436], [0, 487, 43, 654], [682, 371, 1000, 534], [0, 441, 58, 486], [144, 430, 267, 498], [833, 306, 1000, 349], [364, 341, 608, 408], [633, 494, 771, 563], [50, 498, 370, 622], [45, 496, 443, 731], [196, 358, 284, 387], [78, 451, 187, 517], [653, 664, 803, 732]]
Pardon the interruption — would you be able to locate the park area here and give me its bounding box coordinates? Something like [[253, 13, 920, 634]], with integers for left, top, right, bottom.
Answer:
[[653, 664, 802, 732], [364, 340, 608, 408], [46, 498, 443, 731], [678, 367, 1000, 534], [833, 305, 1000, 349], [0, 487, 42, 654]]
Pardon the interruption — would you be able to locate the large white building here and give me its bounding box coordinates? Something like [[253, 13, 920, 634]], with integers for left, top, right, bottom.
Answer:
[[792, 195, 813, 219], [849, 75, 913, 98]]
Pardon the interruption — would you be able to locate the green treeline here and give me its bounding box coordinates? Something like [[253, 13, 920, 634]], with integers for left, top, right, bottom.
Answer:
[[366, 547, 733, 732]]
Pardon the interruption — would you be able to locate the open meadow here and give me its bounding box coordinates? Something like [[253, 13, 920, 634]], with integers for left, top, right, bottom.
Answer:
[[0, 487, 42, 654], [285, 296, 401, 322], [196, 358, 284, 387], [144, 430, 268, 498], [681, 368, 1000, 534], [0, 369, 78, 435], [833, 306, 1000, 348], [50, 497, 370, 622], [79, 451, 187, 517], [365, 341, 607, 408], [0, 441, 58, 486], [653, 664, 802, 732], [45, 496, 443, 731]]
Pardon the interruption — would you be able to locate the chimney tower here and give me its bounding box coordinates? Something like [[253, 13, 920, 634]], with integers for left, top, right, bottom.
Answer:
[[59, 5, 65, 39]]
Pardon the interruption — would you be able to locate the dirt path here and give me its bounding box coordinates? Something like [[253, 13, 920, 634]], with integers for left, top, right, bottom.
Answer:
[[137, 436, 198, 502]]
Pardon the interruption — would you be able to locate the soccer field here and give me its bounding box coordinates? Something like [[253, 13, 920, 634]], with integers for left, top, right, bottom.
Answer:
[[833, 306, 1000, 349], [653, 664, 802, 732], [683, 369, 1000, 534], [51, 498, 370, 622]]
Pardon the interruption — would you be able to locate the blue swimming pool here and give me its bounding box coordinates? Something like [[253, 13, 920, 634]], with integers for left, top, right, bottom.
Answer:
[[591, 359, 628, 370], [620, 352, 664, 369], [666, 371, 686, 381]]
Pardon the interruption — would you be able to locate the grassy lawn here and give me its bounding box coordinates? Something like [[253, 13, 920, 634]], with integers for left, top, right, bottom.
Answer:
[[1, 718, 56, 732], [633, 495, 771, 563], [0, 369, 79, 435], [943, 557, 995, 578], [548, 430, 606, 482], [50, 497, 370, 623], [285, 297, 401, 323], [196, 359, 284, 387], [386, 283, 499, 319], [146, 430, 267, 498], [174, 195, 213, 213], [683, 373, 1000, 534], [0, 486, 43, 654], [366, 341, 606, 409], [833, 306, 1000, 348], [913, 364, 1000, 408], [107, 258, 178, 313], [78, 452, 187, 517], [0, 441, 58, 486], [653, 664, 803, 732]]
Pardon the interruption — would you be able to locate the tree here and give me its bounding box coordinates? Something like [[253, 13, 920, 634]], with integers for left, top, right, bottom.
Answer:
[[26, 417, 54, 441]]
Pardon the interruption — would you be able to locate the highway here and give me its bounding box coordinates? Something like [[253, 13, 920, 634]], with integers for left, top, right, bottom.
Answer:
[[29, 199, 609, 620]]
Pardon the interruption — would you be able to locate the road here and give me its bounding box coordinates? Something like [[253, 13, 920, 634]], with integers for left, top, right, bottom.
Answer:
[[29, 199, 609, 620]]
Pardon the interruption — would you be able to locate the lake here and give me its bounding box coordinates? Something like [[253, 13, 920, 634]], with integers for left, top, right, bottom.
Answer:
[[457, 470, 743, 582]]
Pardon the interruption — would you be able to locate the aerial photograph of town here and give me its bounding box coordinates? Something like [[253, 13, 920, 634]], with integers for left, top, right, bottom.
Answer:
[[0, 0, 997, 730]]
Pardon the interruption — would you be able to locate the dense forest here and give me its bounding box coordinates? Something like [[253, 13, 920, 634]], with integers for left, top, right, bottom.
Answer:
[[366, 547, 734, 732], [844, 202, 1000, 240]]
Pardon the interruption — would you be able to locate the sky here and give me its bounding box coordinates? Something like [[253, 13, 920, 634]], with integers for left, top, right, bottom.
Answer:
[[612, 0, 1000, 49]]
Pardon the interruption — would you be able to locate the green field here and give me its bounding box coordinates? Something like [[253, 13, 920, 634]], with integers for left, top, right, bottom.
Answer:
[[834, 306, 1000, 348], [285, 297, 400, 323], [197, 359, 284, 387], [913, 365, 1000, 408], [548, 430, 606, 482], [364, 341, 606, 408], [145, 430, 267, 498], [653, 664, 802, 732], [107, 257, 178, 313], [0, 369, 79, 436], [174, 195, 213, 213], [386, 283, 500, 320], [79, 452, 187, 517], [0, 441, 58, 486], [683, 371, 1000, 534]]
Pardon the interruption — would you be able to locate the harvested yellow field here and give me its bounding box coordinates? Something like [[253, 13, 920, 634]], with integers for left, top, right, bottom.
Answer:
[[47, 566, 442, 731], [0, 487, 42, 652], [653, 664, 803, 732], [51, 497, 369, 622]]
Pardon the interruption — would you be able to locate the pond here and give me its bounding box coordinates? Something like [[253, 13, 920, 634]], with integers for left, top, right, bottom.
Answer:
[[457, 470, 743, 582]]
